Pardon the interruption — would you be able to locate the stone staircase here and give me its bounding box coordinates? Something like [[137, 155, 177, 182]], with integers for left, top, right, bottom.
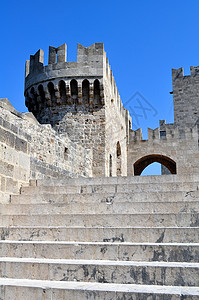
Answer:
[[1, 174, 199, 299]]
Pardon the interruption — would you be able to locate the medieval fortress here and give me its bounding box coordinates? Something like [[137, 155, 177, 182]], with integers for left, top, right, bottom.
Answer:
[[0, 43, 199, 298]]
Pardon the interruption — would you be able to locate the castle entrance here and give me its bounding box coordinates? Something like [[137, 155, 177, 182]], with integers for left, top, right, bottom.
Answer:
[[134, 154, 176, 176]]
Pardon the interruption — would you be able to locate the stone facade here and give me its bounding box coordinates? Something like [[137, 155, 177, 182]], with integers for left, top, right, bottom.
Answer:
[[0, 98, 92, 203], [24, 43, 131, 177], [127, 121, 199, 176], [1, 42, 199, 198], [172, 66, 199, 128], [2, 43, 199, 299]]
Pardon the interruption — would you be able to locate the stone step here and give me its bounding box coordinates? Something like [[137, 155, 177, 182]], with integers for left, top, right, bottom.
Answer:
[[1, 213, 199, 228], [1, 240, 199, 262], [32, 173, 199, 187], [1, 226, 199, 243], [1, 257, 199, 286], [11, 190, 199, 204], [1, 278, 199, 299], [1, 201, 199, 215], [20, 181, 199, 195]]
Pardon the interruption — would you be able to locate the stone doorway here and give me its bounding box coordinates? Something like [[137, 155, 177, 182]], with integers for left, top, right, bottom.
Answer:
[[134, 154, 176, 176]]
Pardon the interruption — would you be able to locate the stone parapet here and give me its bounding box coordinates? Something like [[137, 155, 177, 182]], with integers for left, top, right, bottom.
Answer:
[[0, 98, 92, 203]]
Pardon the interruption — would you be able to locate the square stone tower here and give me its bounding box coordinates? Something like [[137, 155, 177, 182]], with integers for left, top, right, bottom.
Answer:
[[172, 66, 199, 129]]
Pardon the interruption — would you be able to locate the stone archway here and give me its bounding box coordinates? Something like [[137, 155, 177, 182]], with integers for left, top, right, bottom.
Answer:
[[134, 154, 176, 176]]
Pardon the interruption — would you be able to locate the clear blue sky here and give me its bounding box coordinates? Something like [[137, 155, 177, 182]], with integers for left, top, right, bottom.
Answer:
[[1, 0, 199, 174]]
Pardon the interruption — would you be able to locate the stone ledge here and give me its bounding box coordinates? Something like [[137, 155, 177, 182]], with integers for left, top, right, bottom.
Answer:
[[0, 278, 199, 295]]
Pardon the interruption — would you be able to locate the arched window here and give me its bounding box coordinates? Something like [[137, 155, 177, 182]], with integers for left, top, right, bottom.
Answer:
[[134, 154, 177, 176], [116, 142, 122, 176], [109, 154, 112, 177], [37, 85, 45, 109], [30, 87, 38, 113], [38, 85, 45, 101], [82, 79, 89, 104], [58, 80, 67, 104], [70, 79, 78, 103], [30, 87, 36, 97], [47, 82, 56, 104], [94, 79, 101, 105]]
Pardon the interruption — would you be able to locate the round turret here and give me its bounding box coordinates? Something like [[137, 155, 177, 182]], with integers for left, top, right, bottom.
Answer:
[[24, 43, 104, 126]]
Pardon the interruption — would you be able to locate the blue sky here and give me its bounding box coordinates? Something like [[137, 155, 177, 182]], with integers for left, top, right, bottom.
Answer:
[[1, 0, 199, 174]]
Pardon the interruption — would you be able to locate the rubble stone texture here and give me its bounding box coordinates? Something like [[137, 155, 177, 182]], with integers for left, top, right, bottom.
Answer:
[[1, 43, 199, 298]]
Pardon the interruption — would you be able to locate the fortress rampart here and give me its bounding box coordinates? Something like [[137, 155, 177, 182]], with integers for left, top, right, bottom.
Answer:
[[0, 98, 92, 202], [127, 121, 199, 176], [172, 66, 199, 129], [24, 43, 127, 126], [2, 43, 199, 299], [24, 43, 131, 177], [2, 42, 199, 199]]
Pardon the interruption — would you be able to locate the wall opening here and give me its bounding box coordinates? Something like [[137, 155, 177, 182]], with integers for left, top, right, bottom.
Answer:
[[94, 79, 100, 105], [116, 141, 122, 176], [48, 82, 56, 104], [58, 80, 67, 104], [37, 85, 45, 110], [38, 85, 45, 101], [134, 154, 176, 176], [64, 147, 69, 160], [70, 79, 78, 103], [141, 162, 172, 176], [82, 79, 89, 104], [30, 87, 38, 113], [109, 154, 112, 177]]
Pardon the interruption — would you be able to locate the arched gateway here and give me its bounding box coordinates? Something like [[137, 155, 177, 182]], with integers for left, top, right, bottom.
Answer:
[[134, 154, 177, 176]]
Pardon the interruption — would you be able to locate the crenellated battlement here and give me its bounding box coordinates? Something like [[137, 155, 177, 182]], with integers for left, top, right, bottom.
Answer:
[[130, 121, 198, 143], [3, 41, 199, 181], [25, 43, 105, 86], [24, 43, 127, 129], [24, 43, 108, 117], [172, 66, 199, 82], [24, 43, 130, 177], [172, 65, 199, 129]]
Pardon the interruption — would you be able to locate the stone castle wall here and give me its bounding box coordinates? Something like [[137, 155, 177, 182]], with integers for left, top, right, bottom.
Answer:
[[24, 43, 131, 177], [172, 66, 199, 128], [2, 42, 199, 193], [103, 59, 131, 176], [127, 122, 199, 176], [0, 99, 92, 202], [0, 101, 30, 203]]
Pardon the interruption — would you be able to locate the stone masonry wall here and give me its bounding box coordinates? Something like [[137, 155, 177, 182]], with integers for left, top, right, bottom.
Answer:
[[56, 108, 106, 177], [24, 43, 131, 177], [127, 123, 199, 176], [0, 99, 92, 202], [172, 66, 199, 128], [103, 60, 131, 176], [0, 100, 30, 203]]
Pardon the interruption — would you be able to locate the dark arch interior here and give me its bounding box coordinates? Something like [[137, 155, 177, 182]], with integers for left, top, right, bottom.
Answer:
[[38, 85, 45, 101], [70, 79, 78, 99], [94, 79, 100, 105], [59, 80, 66, 97], [82, 79, 89, 104], [117, 141, 121, 157], [48, 82, 56, 103], [134, 154, 176, 176]]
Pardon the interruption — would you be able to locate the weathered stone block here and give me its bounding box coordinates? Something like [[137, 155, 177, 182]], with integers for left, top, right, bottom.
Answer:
[[15, 136, 28, 153], [0, 161, 14, 177]]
